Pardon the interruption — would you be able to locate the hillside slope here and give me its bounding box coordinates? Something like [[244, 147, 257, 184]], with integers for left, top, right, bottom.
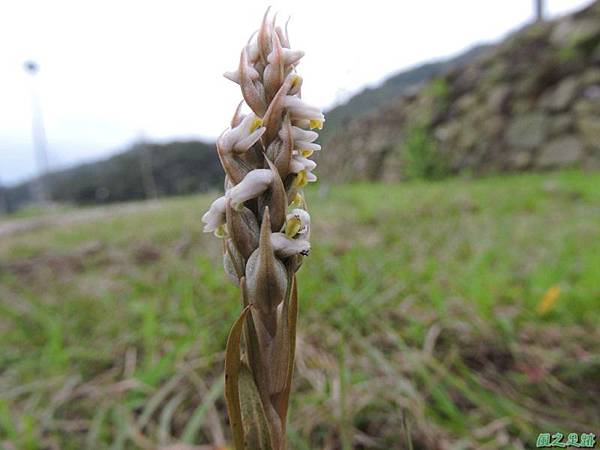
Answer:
[[3, 140, 221, 211], [320, 45, 490, 142], [319, 1, 600, 182]]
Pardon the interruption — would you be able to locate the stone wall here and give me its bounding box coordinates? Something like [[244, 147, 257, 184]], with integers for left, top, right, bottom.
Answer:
[[320, 1, 600, 182]]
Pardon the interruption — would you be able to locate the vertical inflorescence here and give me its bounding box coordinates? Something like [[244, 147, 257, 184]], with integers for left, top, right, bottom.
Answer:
[[201, 9, 324, 450]]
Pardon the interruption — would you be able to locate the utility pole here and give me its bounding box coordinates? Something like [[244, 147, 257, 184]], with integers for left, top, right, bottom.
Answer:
[[0, 177, 7, 215], [137, 134, 158, 200], [535, 0, 545, 22], [23, 60, 51, 204]]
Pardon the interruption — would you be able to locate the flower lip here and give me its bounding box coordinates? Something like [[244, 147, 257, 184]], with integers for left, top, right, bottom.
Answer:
[[290, 155, 317, 174], [226, 169, 274, 208], [219, 113, 265, 153], [294, 141, 321, 156], [283, 96, 324, 122], [291, 126, 319, 143], [271, 232, 311, 258], [294, 169, 317, 187], [285, 208, 310, 237], [201, 196, 227, 234]]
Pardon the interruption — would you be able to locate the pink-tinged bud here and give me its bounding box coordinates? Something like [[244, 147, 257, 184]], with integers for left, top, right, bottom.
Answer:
[[239, 49, 267, 115], [257, 7, 273, 63], [264, 33, 285, 101]]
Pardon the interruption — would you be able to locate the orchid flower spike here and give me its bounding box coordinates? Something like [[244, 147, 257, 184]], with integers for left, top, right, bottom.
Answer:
[[200, 9, 324, 450]]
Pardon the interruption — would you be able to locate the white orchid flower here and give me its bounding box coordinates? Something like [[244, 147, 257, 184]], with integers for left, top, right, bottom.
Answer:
[[284, 208, 310, 237], [270, 232, 311, 257], [294, 169, 317, 187], [283, 96, 325, 129], [294, 141, 321, 158], [291, 126, 318, 142], [291, 126, 321, 157], [226, 169, 274, 208], [201, 196, 228, 236], [289, 155, 317, 174], [219, 113, 265, 153]]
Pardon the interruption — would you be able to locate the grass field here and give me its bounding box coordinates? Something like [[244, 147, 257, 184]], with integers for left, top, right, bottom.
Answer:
[[1, 170, 599, 450]]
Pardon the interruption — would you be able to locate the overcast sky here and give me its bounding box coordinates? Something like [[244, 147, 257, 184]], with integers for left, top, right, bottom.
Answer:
[[0, 0, 594, 185]]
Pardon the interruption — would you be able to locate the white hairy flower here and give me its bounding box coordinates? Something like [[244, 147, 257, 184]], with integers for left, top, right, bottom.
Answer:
[[291, 126, 321, 157], [219, 113, 265, 153], [210, 9, 325, 449], [294, 169, 317, 187], [283, 96, 325, 124], [291, 126, 318, 142], [270, 232, 311, 257], [294, 142, 321, 158], [284, 208, 310, 237], [226, 169, 274, 207], [201, 196, 227, 236], [289, 155, 317, 174]]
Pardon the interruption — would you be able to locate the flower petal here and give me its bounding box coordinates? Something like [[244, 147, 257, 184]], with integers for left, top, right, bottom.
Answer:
[[283, 96, 324, 121], [270, 232, 311, 258], [226, 169, 274, 207], [289, 155, 317, 174], [201, 196, 227, 233], [286, 208, 310, 236], [291, 127, 319, 143]]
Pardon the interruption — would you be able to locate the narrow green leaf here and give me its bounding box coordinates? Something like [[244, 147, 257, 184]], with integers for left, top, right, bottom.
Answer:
[[225, 304, 251, 450], [273, 274, 298, 426], [239, 363, 273, 450], [241, 278, 283, 449]]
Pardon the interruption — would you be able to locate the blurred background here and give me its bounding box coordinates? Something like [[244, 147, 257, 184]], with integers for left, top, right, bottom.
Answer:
[[1, 0, 599, 449]]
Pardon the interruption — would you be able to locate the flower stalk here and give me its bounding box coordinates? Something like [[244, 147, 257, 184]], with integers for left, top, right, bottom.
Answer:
[[202, 9, 323, 450]]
